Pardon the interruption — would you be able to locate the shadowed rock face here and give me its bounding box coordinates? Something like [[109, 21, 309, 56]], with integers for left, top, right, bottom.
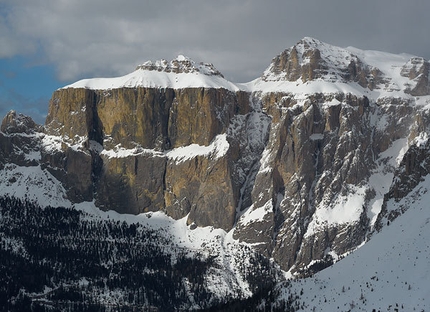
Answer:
[[96, 153, 166, 214], [1, 110, 41, 135], [0, 111, 41, 168], [3, 39, 430, 273]]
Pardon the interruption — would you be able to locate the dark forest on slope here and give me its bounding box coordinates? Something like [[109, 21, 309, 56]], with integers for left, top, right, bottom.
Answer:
[[0, 196, 284, 311]]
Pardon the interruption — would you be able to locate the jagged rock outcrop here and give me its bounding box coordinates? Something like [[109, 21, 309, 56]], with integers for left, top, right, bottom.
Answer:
[[401, 57, 430, 96], [1, 110, 41, 134], [261, 37, 384, 89], [375, 129, 430, 231], [232, 38, 430, 272], [233, 93, 418, 271], [136, 55, 224, 77], [2, 38, 430, 274], [0, 111, 41, 168]]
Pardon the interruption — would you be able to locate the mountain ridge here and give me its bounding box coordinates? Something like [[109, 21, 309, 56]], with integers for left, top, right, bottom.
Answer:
[[1, 37, 430, 310], [61, 37, 430, 100]]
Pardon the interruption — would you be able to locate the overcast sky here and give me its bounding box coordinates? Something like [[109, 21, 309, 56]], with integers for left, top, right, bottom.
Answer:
[[1, 0, 430, 123]]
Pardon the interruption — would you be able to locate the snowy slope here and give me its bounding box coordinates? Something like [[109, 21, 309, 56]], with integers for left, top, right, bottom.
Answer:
[[274, 175, 430, 311], [243, 37, 426, 104], [0, 163, 70, 207], [3, 37, 430, 310], [62, 55, 240, 91], [61, 38, 429, 109], [74, 201, 269, 301]]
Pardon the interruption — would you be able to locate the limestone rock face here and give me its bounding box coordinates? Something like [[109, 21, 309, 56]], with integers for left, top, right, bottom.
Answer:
[[400, 57, 430, 96], [96, 153, 166, 214], [45, 89, 102, 143], [47, 87, 240, 150], [96, 88, 174, 150], [1, 110, 40, 134], [42, 82, 249, 231], [3, 41, 430, 275], [261, 37, 382, 88], [0, 111, 41, 168], [168, 88, 237, 147], [233, 92, 419, 272], [165, 154, 236, 230]]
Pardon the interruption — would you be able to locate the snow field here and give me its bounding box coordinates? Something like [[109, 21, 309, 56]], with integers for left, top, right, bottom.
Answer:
[[279, 175, 430, 311]]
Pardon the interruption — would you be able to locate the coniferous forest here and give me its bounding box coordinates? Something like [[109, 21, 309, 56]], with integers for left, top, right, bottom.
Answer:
[[0, 196, 285, 311]]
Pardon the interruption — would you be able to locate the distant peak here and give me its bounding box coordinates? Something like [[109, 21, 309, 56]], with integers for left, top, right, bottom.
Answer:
[[294, 37, 340, 54], [175, 54, 191, 62], [298, 36, 322, 45], [291, 37, 328, 51], [261, 37, 365, 83], [1, 110, 40, 134], [136, 56, 224, 78]]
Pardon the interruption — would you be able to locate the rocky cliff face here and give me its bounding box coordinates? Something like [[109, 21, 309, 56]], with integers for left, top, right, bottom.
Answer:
[[43, 85, 248, 230], [2, 38, 430, 274], [0, 110, 42, 169]]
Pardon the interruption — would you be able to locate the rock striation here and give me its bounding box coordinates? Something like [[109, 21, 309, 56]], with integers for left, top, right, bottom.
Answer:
[[2, 37, 430, 273]]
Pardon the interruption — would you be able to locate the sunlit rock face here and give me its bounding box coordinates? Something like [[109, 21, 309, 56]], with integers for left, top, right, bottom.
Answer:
[[43, 85, 249, 231], [3, 38, 430, 272]]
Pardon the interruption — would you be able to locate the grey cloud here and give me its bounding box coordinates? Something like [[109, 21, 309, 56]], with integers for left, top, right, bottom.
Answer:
[[1, 0, 430, 83]]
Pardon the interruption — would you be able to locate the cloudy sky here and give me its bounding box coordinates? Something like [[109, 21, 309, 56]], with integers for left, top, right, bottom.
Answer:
[[1, 0, 430, 123]]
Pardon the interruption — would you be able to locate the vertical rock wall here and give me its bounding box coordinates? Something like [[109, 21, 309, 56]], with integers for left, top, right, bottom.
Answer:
[[43, 87, 250, 231]]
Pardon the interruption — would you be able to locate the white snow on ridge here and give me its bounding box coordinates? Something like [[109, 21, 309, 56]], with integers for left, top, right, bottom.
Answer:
[[166, 134, 229, 163], [282, 175, 430, 311], [63, 70, 240, 91], [100, 145, 164, 159], [60, 39, 427, 105], [62, 59, 240, 92], [99, 134, 229, 163], [245, 78, 370, 98], [346, 46, 413, 80], [0, 164, 70, 207]]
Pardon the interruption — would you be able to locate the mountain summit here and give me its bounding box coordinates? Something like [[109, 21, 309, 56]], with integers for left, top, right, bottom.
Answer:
[[1, 37, 430, 310], [254, 37, 430, 98], [261, 37, 369, 83], [63, 55, 238, 91], [136, 55, 224, 77]]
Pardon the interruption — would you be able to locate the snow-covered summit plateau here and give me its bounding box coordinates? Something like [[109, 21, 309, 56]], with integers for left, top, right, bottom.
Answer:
[[63, 37, 430, 104], [63, 54, 240, 91]]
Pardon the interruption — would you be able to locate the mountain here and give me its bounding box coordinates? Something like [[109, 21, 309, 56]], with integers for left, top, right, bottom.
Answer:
[[64, 55, 239, 91], [1, 37, 430, 310], [250, 173, 430, 311]]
